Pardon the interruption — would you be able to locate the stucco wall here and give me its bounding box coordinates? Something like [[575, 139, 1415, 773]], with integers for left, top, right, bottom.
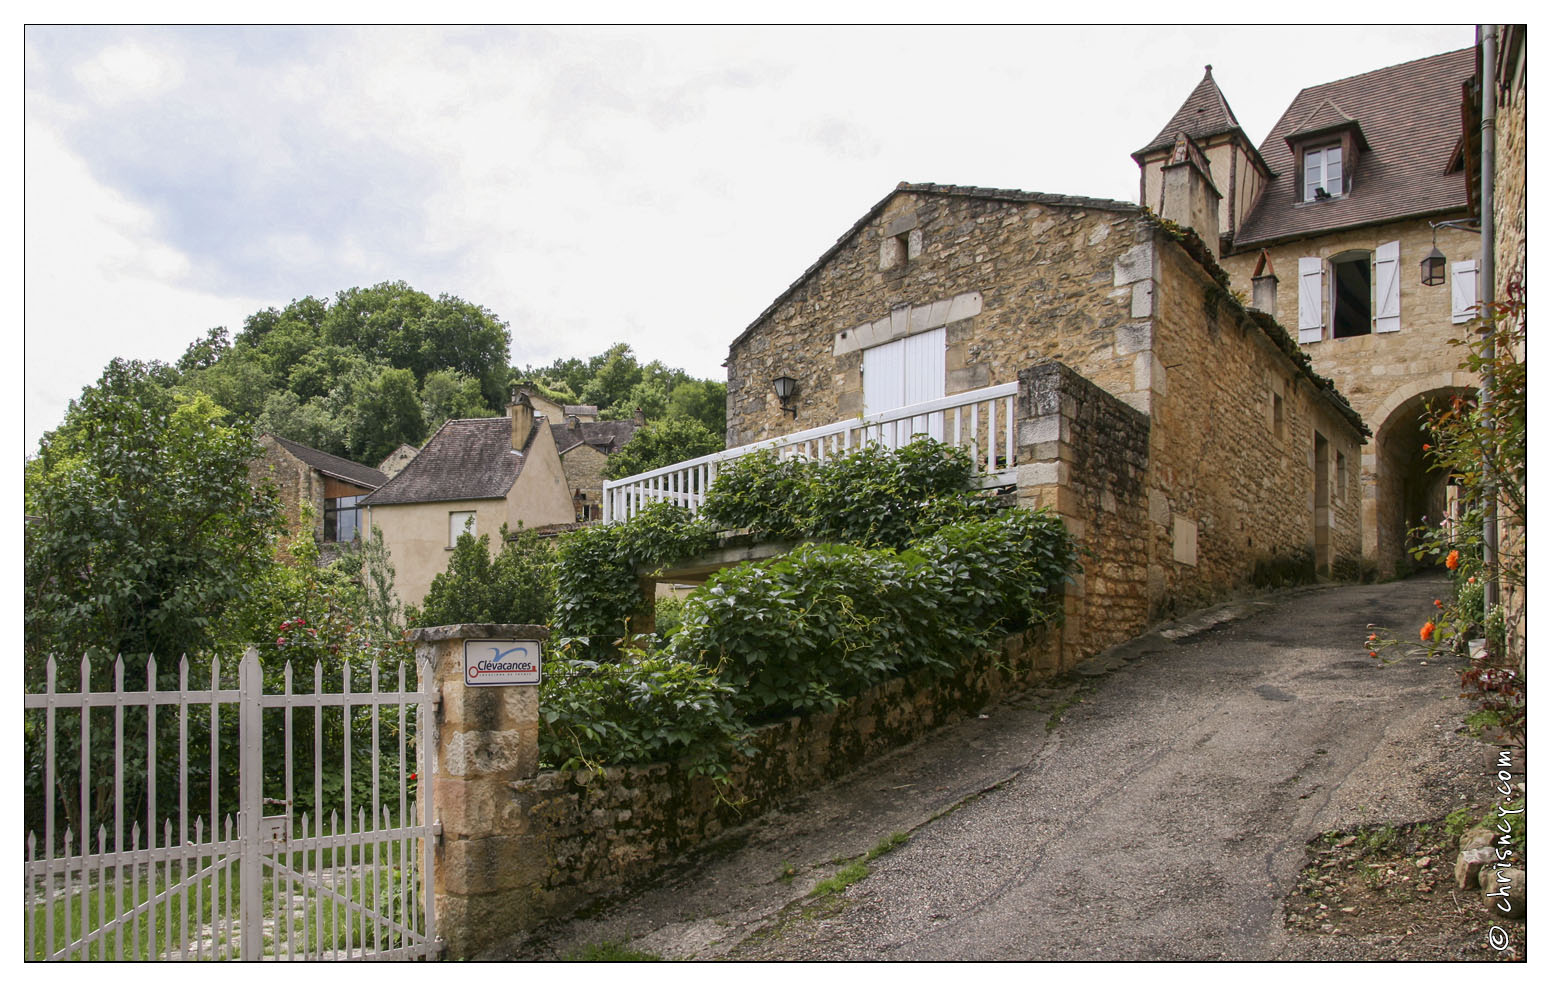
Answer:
[[367, 496, 508, 606], [725, 191, 1153, 446], [511, 424, 581, 529]]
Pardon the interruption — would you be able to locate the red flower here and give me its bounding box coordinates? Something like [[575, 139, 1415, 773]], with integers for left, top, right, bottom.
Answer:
[[276, 636, 287, 646], [1368, 651, 1378, 659], [1434, 599, 1442, 607], [1367, 633, 1378, 642], [1422, 443, 1431, 451], [408, 773, 417, 781], [1468, 576, 1477, 584], [1420, 621, 1436, 642], [1445, 550, 1461, 570]]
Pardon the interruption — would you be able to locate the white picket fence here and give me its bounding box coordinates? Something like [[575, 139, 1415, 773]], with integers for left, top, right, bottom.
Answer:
[[22, 650, 439, 961], [603, 381, 1020, 522]]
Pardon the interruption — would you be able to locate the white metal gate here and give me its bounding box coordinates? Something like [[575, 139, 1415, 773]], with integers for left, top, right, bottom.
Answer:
[[23, 649, 440, 961]]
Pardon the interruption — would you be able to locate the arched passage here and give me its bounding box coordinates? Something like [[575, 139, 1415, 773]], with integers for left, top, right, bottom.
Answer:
[[1370, 385, 1474, 574]]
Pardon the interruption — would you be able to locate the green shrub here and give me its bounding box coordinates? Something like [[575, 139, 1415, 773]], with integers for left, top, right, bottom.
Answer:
[[538, 646, 752, 778], [552, 502, 717, 659], [700, 438, 992, 548], [670, 509, 1076, 720], [410, 523, 554, 627]]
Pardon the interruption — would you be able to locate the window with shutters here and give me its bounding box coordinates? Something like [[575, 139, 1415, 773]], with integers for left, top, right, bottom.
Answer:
[[1296, 241, 1400, 343], [1451, 259, 1479, 324]]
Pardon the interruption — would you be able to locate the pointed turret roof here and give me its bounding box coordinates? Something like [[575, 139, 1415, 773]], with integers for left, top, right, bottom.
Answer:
[[1134, 65, 1246, 159]]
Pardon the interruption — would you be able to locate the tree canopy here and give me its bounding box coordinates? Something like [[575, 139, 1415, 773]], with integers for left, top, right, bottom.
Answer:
[[25, 359, 284, 667]]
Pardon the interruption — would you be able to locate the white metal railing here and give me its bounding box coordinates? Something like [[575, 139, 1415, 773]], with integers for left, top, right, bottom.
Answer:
[[22, 650, 439, 961], [603, 381, 1019, 522]]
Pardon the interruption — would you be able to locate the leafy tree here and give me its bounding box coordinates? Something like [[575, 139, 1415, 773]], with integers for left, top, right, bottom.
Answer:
[[420, 368, 495, 434], [349, 366, 426, 464], [602, 417, 725, 480], [25, 358, 283, 668], [579, 343, 645, 411], [667, 378, 727, 437], [410, 525, 556, 627]]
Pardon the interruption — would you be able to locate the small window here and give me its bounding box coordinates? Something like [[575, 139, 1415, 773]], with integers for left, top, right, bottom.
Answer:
[[1336, 451, 1348, 501], [323, 495, 364, 543], [880, 232, 909, 271], [1273, 392, 1285, 439], [1303, 145, 1343, 201], [1330, 251, 1373, 338], [449, 511, 476, 547]]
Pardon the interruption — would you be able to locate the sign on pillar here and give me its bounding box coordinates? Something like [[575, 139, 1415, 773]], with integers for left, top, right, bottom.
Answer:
[[463, 639, 542, 686]]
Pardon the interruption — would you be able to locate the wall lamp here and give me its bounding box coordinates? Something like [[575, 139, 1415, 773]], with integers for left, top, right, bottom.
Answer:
[[772, 374, 798, 418], [1421, 219, 1481, 286]]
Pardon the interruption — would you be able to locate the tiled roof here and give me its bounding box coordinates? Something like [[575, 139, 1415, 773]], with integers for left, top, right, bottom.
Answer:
[[267, 435, 386, 489], [1233, 48, 1473, 249], [1134, 65, 1247, 158], [360, 418, 533, 506], [728, 182, 1141, 355], [552, 419, 638, 455]]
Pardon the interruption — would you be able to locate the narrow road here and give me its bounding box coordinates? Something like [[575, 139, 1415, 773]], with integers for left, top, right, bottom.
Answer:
[[508, 575, 1495, 961]]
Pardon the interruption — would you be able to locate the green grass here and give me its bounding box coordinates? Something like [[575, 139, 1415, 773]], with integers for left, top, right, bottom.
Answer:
[[25, 851, 427, 961], [810, 860, 869, 898], [563, 940, 663, 961], [866, 832, 909, 861]]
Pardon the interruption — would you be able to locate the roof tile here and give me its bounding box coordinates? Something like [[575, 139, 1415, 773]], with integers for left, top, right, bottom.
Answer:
[[361, 418, 532, 506]]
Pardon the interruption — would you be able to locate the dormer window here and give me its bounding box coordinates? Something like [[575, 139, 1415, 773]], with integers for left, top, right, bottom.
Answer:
[[1303, 145, 1343, 201]]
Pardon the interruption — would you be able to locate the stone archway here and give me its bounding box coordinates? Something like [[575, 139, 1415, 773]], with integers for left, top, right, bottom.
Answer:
[[1366, 382, 1475, 575]]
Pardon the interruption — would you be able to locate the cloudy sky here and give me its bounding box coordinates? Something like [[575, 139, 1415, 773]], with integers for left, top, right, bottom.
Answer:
[[23, 22, 1475, 451]]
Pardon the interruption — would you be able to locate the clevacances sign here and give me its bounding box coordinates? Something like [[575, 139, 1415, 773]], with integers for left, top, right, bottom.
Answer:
[[462, 639, 542, 687]]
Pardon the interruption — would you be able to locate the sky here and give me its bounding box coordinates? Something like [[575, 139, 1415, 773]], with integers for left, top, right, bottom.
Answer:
[[22, 21, 1478, 452]]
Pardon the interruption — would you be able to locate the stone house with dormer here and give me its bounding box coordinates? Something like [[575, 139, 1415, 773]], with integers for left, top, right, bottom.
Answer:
[[1138, 50, 1484, 575]]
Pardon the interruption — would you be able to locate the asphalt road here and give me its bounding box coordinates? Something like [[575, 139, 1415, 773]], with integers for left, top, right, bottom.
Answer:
[[508, 574, 1494, 961]]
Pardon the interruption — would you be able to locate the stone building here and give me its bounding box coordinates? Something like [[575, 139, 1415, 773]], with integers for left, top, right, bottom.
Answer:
[[551, 416, 639, 521], [251, 434, 387, 560], [376, 443, 420, 479], [360, 390, 576, 606], [1139, 50, 1483, 574], [721, 178, 1367, 661]]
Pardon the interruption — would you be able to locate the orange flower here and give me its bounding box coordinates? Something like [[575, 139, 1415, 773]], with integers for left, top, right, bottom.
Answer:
[[1434, 599, 1442, 607], [1420, 621, 1436, 642], [1422, 443, 1431, 451], [1445, 550, 1461, 570], [1367, 633, 1378, 642], [1468, 576, 1476, 584], [1368, 651, 1379, 659]]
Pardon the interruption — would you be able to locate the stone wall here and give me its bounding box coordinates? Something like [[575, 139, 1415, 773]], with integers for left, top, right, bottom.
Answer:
[[1220, 217, 1477, 574], [1015, 362, 1152, 661], [1149, 238, 1364, 606], [1494, 51, 1526, 296], [489, 628, 1058, 949], [558, 443, 610, 520], [250, 436, 324, 559], [725, 189, 1152, 445]]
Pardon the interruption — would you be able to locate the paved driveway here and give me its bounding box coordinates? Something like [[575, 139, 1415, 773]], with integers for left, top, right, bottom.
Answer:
[[506, 574, 1496, 961]]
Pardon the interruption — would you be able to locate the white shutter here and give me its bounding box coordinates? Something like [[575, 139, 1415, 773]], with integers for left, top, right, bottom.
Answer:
[[863, 337, 906, 415], [1374, 240, 1401, 332], [903, 327, 946, 441], [1452, 260, 1479, 324], [1298, 256, 1324, 343]]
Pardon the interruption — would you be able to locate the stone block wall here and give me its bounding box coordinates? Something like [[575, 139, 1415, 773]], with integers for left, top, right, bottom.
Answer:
[[1148, 239, 1365, 608], [558, 443, 610, 520], [725, 189, 1153, 446], [250, 436, 324, 559], [1494, 57, 1526, 296], [473, 628, 1058, 952], [1015, 362, 1151, 660]]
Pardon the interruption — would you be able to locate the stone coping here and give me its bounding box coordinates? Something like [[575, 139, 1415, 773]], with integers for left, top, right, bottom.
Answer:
[[406, 623, 550, 643]]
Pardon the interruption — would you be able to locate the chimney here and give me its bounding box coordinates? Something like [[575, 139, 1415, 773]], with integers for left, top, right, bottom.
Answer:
[[633, 406, 645, 426], [1250, 250, 1279, 314], [1159, 133, 1221, 250], [507, 387, 535, 450]]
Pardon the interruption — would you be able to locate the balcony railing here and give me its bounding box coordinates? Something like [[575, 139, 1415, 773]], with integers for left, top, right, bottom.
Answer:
[[602, 381, 1019, 522]]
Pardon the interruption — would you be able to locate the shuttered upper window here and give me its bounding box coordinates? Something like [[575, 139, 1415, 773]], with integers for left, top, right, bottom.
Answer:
[[1451, 260, 1480, 324]]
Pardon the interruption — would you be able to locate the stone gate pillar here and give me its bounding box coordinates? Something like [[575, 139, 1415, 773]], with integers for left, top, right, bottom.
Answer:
[[408, 623, 548, 960]]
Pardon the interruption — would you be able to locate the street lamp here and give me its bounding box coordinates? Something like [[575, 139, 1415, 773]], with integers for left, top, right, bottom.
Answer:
[[772, 375, 798, 418]]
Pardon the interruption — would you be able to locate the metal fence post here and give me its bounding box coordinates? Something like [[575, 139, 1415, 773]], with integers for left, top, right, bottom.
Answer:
[[238, 648, 263, 959]]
